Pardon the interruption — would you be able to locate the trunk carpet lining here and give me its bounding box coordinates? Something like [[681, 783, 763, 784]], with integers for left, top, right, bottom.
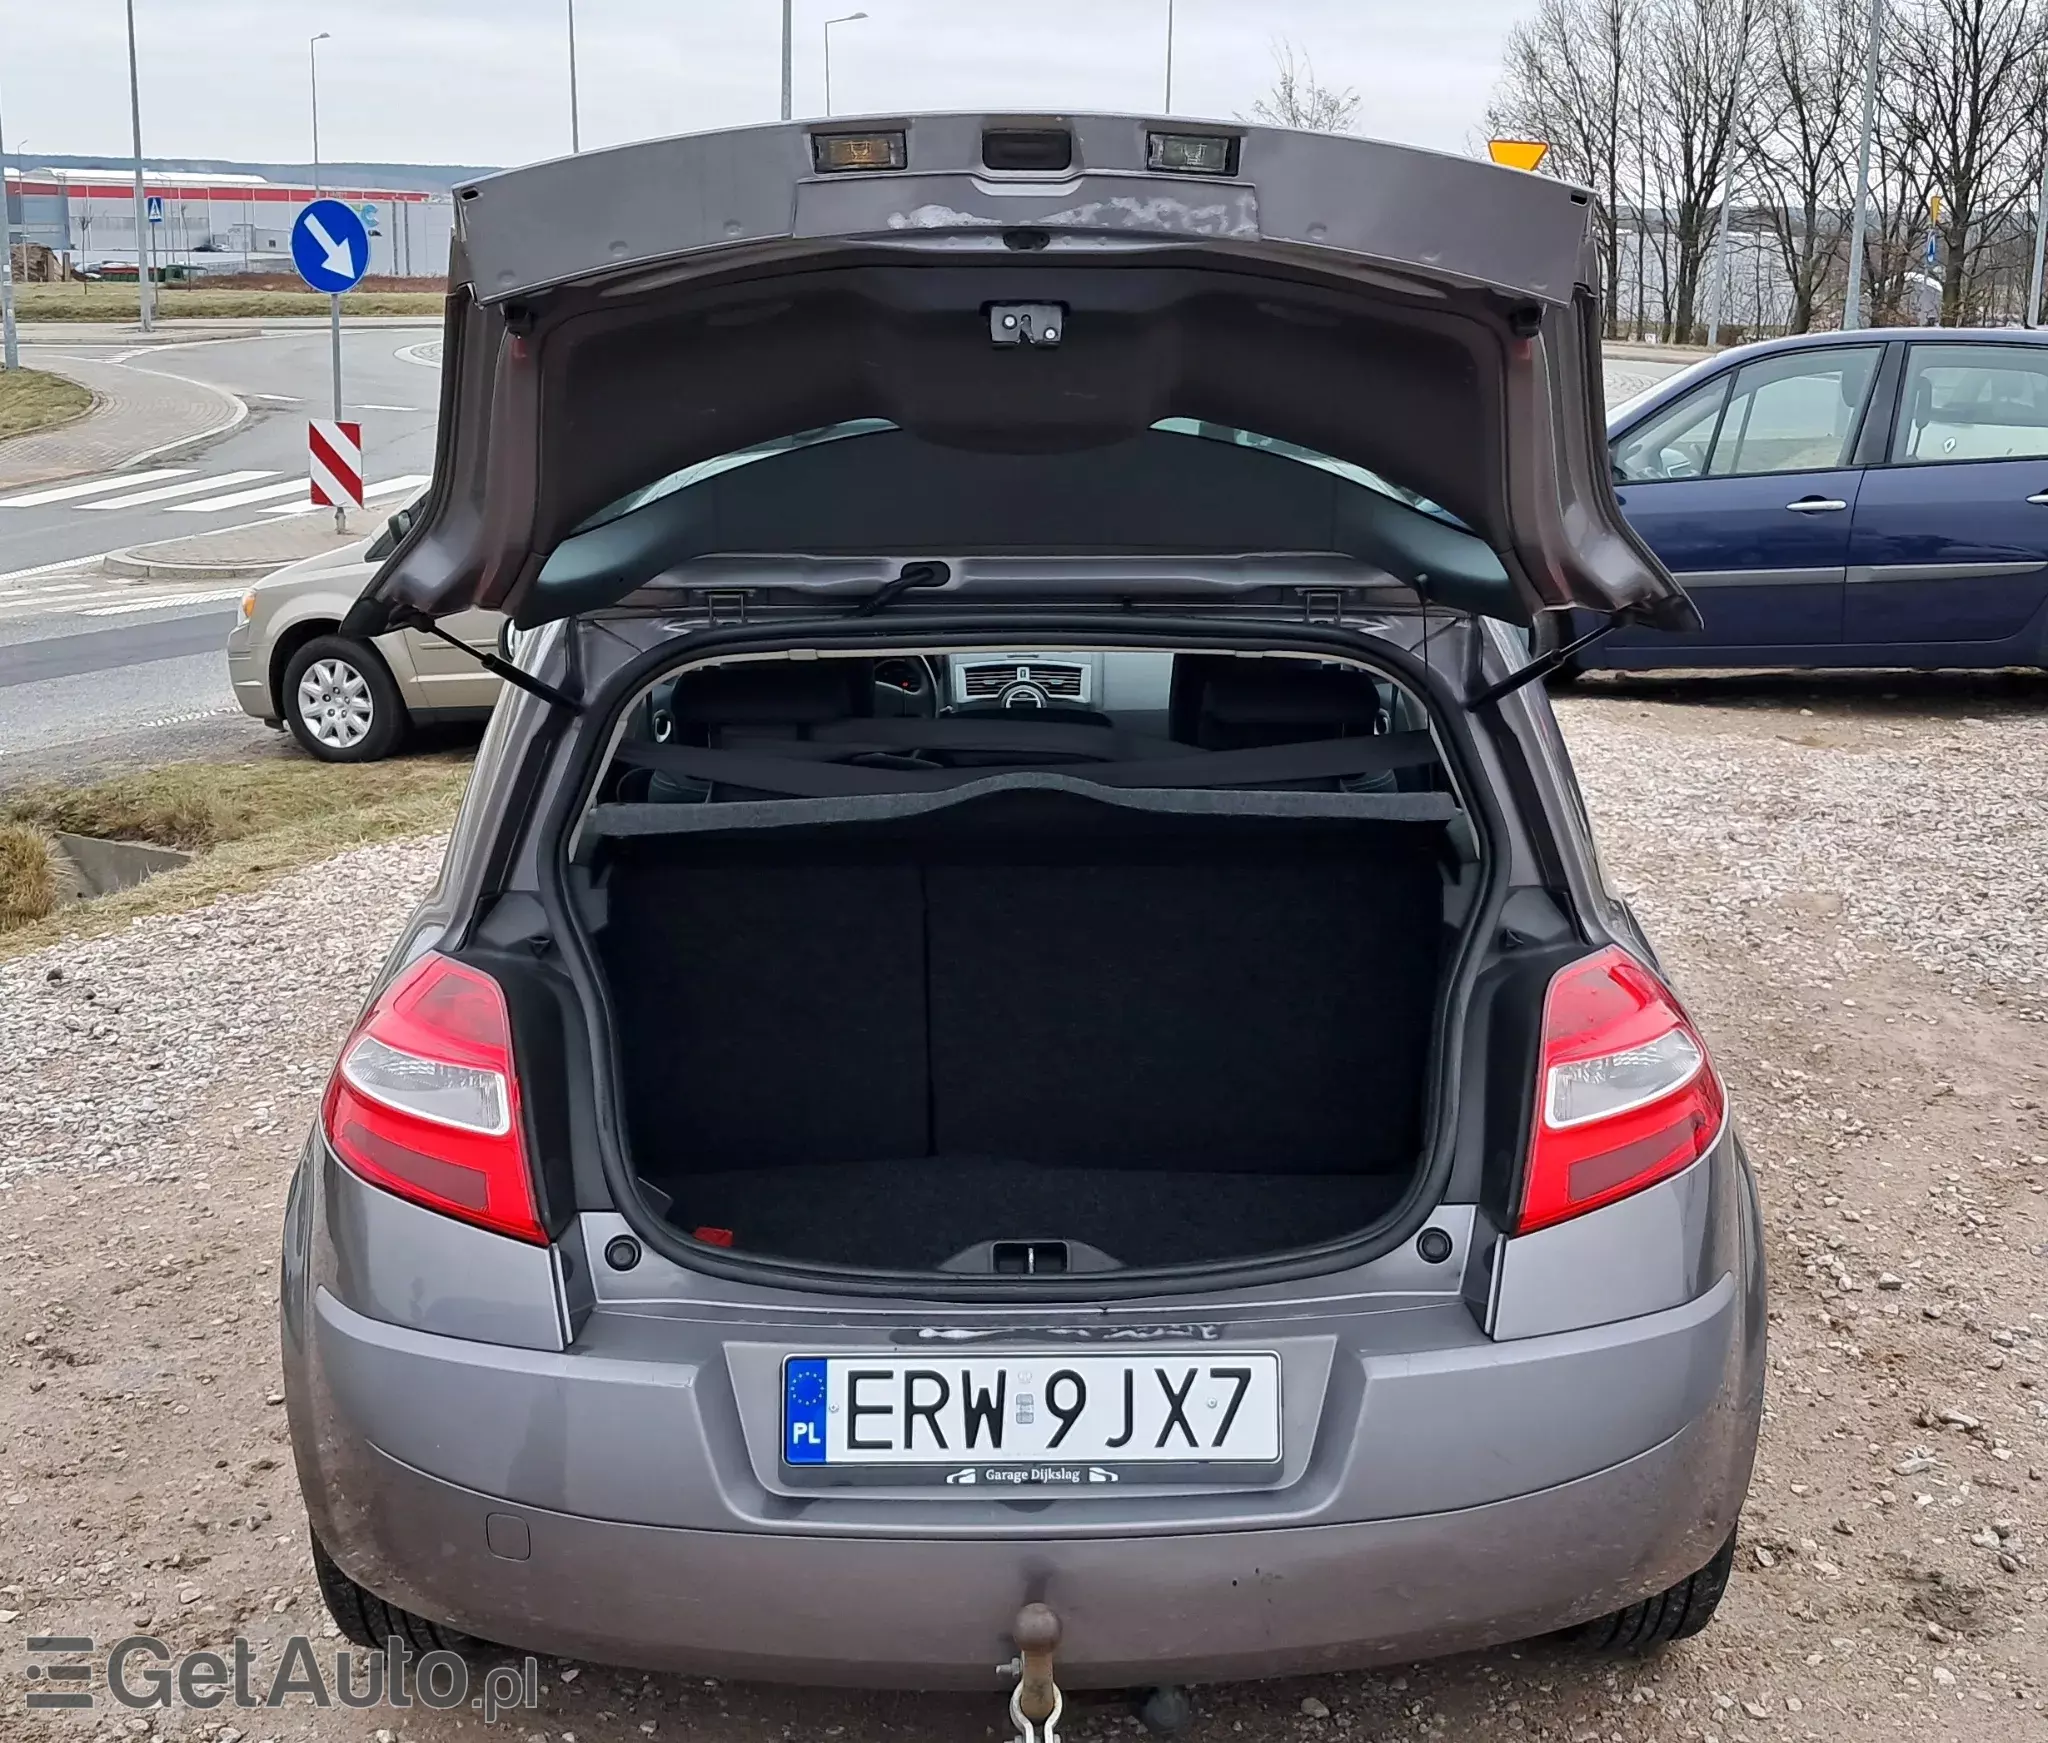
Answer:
[[596, 802, 1445, 1267], [674, 1157, 1407, 1271]]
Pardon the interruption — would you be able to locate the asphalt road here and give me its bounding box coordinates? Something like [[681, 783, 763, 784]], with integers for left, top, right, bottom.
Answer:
[[0, 349, 1691, 786], [1, 326, 440, 578], [0, 326, 441, 783]]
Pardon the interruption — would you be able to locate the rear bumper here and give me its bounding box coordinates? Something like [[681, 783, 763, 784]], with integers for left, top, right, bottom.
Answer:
[[303, 1405, 1749, 1687], [287, 1224, 1761, 1684]]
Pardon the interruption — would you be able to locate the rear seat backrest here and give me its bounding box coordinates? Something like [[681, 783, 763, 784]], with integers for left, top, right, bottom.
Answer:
[[1169, 656, 1390, 750], [671, 662, 874, 744]]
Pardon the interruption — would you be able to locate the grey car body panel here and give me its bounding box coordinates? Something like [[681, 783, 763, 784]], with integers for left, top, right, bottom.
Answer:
[[305, 1266, 1736, 1536], [1490, 1145, 1723, 1339], [359, 113, 1690, 632], [313, 1416, 1746, 1686], [290, 1099, 1754, 1531], [320, 1152, 565, 1351], [575, 1205, 1483, 1319], [457, 117, 1596, 307]]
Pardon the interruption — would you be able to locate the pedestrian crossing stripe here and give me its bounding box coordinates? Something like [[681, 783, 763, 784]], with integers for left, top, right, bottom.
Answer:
[[77, 587, 253, 616], [0, 469, 193, 508], [0, 468, 430, 519]]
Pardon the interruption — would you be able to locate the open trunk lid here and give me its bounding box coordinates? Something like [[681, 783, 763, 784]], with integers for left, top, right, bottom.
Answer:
[[355, 113, 1693, 635]]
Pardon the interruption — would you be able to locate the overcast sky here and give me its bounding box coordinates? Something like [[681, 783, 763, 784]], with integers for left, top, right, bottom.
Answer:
[[2, 0, 1535, 169]]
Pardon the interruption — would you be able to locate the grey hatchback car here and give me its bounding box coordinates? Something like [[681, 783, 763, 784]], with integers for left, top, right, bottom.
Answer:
[[285, 114, 1764, 1714]]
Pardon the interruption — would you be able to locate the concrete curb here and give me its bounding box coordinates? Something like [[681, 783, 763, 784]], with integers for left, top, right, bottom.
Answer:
[[98, 549, 281, 581], [0, 350, 249, 490]]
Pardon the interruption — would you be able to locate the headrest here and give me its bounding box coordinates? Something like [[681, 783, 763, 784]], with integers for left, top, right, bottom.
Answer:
[[671, 662, 870, 725], [1197, 662, 1386, 726]]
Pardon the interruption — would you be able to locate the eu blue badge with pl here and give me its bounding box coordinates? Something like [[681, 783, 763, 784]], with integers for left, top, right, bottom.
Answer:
[[291, 199, 371, 295]]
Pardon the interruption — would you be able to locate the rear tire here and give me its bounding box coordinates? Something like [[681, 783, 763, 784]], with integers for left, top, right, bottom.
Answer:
[[282, 635, 407, 763], [311, 1532, 474, 1656], [1566, 1531, 1737, 1651]]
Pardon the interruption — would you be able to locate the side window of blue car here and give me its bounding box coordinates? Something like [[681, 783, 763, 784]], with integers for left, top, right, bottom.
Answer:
[[1614, 348, 1880, 483], [1892, 345, 2048, 463], [1707, 349, 1880, 476], [1612, 379, 1727, 482]]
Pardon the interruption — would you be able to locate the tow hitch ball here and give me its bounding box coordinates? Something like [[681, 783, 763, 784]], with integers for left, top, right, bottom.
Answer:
[[1001, 1603, 1063, 1743]]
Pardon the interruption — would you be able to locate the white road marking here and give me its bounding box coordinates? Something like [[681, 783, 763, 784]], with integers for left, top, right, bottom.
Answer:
[[0, 469, 192, 508], [0, 581, 93, 599], [78, 587, 251, 616], [248, 393, 303, 403], [87, 470, 278, 510], [165, 477, 325, 513], [261, 473, 431, 516], [359, 403, 418, 412]]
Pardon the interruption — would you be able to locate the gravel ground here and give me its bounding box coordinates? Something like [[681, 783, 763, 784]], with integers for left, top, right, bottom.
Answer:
[[0, 675, 2043, 1743]]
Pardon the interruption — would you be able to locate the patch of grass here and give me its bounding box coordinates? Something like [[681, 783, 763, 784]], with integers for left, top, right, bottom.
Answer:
[[0, 757, 472, 955], [0, 823, 61, 929], [0, 367, 96, 440], [16, 284, 444, 321]]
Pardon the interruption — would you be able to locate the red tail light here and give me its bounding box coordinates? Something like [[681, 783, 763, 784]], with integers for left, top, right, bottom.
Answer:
[[322, 953, 546, 1244], [1519, 946, 1725, 1234]]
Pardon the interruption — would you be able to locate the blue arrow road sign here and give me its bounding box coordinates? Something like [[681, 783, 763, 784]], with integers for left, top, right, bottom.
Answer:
[[145, 195, 163, 224], [290, 198, 371, 294]]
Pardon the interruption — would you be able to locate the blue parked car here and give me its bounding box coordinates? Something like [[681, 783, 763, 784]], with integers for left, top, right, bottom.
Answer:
[[1570, 328, 2048, 672]]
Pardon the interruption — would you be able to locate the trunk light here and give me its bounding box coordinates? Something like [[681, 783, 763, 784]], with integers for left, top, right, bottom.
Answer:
[[813, 131, 907, 173], [322, 953, 546, 1245], [1147, 131, 1237, 176], [1519, 947, 1724, 1234]]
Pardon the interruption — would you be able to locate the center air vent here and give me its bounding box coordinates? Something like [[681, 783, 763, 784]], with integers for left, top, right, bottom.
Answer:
[[959, 660, 1088, 703]]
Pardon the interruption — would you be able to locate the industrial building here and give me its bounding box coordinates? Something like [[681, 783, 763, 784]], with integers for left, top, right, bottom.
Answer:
[[3, 167, 453, 279]]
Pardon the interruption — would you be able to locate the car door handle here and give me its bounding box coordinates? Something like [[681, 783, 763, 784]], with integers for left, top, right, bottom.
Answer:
[[2025, 491, 2048, 505], [1785, 497, 1848, 513]]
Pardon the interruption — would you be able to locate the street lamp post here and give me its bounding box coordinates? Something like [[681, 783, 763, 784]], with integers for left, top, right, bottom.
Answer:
[[567, 0, 582, 152], [1842, 0, 1885, 330], [126, 0, 152, 331], [822, 12, 867, 118], [0, 83, 20, 369], [310, 33, 331, 193], [1163, 0, 1176, 113], [780, 0, 793, 121], [2026, 151, 2048, 328]]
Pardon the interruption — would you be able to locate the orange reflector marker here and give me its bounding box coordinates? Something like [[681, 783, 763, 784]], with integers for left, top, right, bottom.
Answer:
[[1487, 139, 1551, 173]]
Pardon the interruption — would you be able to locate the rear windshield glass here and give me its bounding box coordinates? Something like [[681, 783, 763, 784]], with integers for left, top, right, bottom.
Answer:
[[574, 419, 1464, 535], [579, 646, 1461, 830]]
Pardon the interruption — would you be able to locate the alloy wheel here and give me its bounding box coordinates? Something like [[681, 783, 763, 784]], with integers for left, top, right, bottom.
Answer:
[[296, 657, 376, 750]]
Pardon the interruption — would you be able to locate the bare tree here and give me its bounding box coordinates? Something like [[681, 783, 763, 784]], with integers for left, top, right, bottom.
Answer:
[[1891, 0, 2047, 324], [1858, 80, 1936, 322], [1641, 0, 1759, 342], [1249, 41, 1362, 133], [1487, 0, 1638, 334], [1746, 0, 1862, 330]]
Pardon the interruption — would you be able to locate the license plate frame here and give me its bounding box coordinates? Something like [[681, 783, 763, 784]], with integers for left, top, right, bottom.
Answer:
[[779, 1350, 1284, 1489]]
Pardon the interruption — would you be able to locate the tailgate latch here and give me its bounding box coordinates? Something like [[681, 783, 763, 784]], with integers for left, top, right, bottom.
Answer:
[[990, 303, 1065, 347]]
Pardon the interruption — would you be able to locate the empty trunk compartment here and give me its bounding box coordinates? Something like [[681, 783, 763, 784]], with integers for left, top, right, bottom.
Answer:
[[585, 785, 1456, 1272]]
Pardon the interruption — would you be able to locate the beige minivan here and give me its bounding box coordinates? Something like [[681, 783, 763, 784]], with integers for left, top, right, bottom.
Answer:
[[225, 501, 501, 761]]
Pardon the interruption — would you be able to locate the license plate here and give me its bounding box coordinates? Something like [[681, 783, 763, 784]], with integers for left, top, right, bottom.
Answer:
[[781, 1352, 1282, 1487]]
